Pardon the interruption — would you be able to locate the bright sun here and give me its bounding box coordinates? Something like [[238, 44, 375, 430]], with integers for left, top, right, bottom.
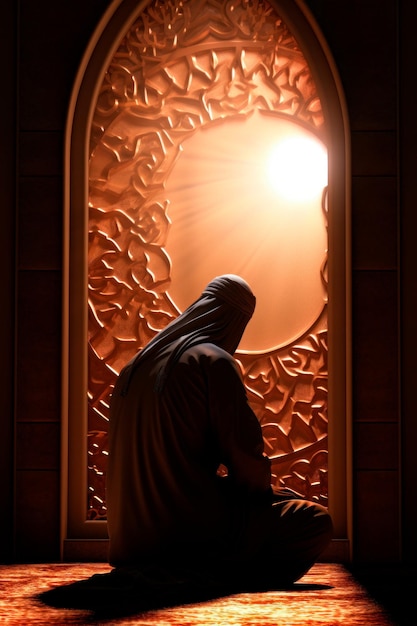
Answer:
[[267, 136, 328, 202]]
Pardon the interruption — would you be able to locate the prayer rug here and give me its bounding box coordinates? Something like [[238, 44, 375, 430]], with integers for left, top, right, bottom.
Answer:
[[0, 562, 400, 625]]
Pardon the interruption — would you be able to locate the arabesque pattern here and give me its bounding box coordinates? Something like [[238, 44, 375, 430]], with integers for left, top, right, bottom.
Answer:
[[87, 0, 328, 520]]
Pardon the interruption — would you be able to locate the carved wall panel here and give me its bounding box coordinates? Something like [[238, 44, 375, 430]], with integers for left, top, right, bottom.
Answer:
[[87, 0, 328, 520]]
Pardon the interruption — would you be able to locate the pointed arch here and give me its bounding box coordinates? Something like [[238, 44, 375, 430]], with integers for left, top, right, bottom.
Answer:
[[62, 0, 351, 561]]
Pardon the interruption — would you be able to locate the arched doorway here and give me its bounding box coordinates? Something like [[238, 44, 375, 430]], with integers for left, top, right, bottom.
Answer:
[[63, 0, 351, 562]]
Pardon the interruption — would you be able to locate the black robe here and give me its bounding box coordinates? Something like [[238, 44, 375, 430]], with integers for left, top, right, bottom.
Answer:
[[107, 341, 271, 568]]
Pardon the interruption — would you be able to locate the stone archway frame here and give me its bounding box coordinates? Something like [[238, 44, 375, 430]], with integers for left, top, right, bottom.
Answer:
[[63, 0, 351, 564]]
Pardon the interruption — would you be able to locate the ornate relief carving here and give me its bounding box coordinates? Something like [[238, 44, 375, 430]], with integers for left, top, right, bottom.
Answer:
[[87, 0, 328, 520]]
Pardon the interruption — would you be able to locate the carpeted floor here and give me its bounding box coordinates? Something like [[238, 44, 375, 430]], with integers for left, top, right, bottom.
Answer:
[[0, 562, 406, 626]]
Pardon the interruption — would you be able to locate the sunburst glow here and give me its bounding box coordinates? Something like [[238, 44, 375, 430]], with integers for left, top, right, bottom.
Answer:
[[163, 111, 328, 352]]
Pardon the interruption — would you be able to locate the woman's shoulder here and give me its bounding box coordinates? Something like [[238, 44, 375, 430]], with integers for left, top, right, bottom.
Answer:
[[183, 343, 242, 378], [184, 342, 233, 361]]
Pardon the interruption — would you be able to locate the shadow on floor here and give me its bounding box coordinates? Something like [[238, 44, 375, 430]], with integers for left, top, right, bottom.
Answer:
[[37, 568, 332, 621], [348, 563, 417, 626]]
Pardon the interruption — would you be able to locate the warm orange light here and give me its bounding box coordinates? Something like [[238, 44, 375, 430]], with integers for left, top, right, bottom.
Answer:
[[162, 111, 328, 353]]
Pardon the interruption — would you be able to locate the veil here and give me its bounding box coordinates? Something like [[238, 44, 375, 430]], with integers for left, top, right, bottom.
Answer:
[[120, 274, 256, 395]]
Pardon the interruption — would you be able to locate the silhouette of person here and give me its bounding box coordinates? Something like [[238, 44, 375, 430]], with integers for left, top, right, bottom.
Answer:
[[106, 274, 332, 589]]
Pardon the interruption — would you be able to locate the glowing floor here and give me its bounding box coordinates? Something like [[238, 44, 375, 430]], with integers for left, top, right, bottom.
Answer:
[[0, 562, 406, 625]]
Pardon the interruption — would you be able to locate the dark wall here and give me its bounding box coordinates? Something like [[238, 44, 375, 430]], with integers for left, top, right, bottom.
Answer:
[[306, 0, 400, 563], [1, 0, 415, 563], [1, 0, 114, 563]]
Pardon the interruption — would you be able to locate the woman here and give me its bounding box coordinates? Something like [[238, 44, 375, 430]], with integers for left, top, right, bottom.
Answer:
[[106, 274, 332, 589]]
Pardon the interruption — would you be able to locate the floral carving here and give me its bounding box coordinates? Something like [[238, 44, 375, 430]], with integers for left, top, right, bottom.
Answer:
[[87, 0, 328, 519]]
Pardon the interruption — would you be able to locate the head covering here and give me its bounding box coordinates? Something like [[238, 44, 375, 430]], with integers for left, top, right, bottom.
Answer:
[[120, 274, 256, 395]]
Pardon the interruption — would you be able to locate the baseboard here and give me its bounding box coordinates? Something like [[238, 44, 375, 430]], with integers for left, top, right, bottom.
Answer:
[[63, 539, 109, 562], [63, 538, 350, 564], [319, 539, 350, 563]]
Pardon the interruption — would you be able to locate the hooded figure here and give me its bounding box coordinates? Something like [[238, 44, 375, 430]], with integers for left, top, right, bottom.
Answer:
[[107, 274, 332, 586]]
